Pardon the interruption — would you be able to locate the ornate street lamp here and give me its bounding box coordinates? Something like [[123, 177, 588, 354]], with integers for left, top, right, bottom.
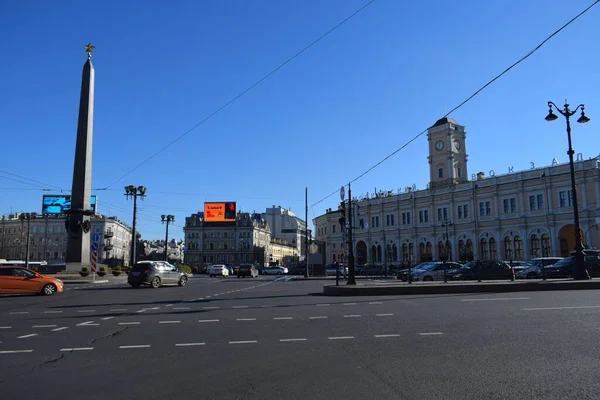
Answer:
[[161, 214, 175, 262], [125, 185, 147, 266], [545, 101, 591, 280]]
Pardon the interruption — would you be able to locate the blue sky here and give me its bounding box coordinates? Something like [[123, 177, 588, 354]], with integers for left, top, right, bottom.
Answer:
[[1, 0, 599, 240]]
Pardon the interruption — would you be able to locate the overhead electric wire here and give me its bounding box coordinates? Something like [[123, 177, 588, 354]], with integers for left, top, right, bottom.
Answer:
[[100, 0, 377, 190], [311, 0, 600, 208]]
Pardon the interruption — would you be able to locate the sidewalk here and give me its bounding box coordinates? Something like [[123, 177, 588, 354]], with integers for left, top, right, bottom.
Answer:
[[323, 279, 600, 296]]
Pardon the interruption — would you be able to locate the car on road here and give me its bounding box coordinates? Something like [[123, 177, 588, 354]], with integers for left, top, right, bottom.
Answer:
[[237, 264, 259, 278], [541, 255, 600, 279], [408, 262, 464, 281], [208, 264, 229, 277], [287, 265, 307, 275], [447, 260, 514, 281], [127, 261, 189, 289], [325, 264, 348, 276], [263, 266, 289, 275], [515, 257, 564, 279], [396, 262, 433, 281], [0, 266, 64, 295]]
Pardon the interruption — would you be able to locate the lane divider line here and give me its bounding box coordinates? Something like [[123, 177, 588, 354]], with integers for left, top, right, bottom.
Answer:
[[376, 313, 394, 317], [32, 325, 57, 328], [309, 316, 328, 319], [17, 334, 37, 339], [343, 315, 361, 318], [119, 345, 151, 349], [44, 311, 63, 314], [60, 347, 93, 351], [0, 349, 33, 354], [109, 309, 127, 311], [461, 297, 530, 302], [279, 338, 307, 342], [159, 321, 181, 324], [328, 336, 354, 340], [236, 318, 256, 321], [175, 343, 205, 347], [419, 332, 443, 336], [522, 305, 600, 311], [229, 340, 257, 344], [374, 334, 400, 338], [101, 317, 114, 320], [198, 319, 219, 323], [52, 327, 69, 332], [118, 322, 140, 325], [77, 310, 96, 313], [0, 326, 12, 329], [273, 317, 293, 320]]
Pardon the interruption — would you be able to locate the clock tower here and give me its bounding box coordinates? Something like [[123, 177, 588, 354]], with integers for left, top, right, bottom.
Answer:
[[427, 117, 468, 189]]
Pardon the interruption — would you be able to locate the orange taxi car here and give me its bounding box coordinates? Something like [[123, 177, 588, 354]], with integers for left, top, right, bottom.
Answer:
[[0, 266, 64, 296]]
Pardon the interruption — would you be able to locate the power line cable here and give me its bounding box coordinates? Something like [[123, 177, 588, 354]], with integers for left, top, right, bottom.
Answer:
[[100, 0, 377, 190], [311, 0, 600, 207]]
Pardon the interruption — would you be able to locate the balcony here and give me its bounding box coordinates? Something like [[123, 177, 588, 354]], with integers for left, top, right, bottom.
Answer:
[[105, 230, 114, 238]]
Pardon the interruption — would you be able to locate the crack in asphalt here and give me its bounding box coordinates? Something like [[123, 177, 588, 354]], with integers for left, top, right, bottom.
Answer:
[[30, 352, 66, 372], [90, 327, 128, 344]]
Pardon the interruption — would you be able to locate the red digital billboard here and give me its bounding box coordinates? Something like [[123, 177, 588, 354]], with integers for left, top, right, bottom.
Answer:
[[204, 202, 236, 222]]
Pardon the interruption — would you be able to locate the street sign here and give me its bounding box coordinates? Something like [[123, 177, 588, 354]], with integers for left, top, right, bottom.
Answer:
[[340, 186, 345, 201], [92, 233, 99, 242], [91, 242, 99, 251]]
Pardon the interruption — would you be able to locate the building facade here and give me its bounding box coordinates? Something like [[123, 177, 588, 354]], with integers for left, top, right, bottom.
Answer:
[[262, 206, 311, 259], [184, 211, 271, 270], [0, 213, 132, 266], [268, 238, 298, 266], [314, 118, 600, 266]]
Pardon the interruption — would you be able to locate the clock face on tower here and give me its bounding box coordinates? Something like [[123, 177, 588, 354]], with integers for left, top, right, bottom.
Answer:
[[435, 140, 444, 151], [454, 139, 461, 150]]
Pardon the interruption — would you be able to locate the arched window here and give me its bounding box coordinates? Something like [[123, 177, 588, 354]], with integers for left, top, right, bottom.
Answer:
[[371, 245, 377, 264], [419, 242, 426, 261], [504, 236, 513, 260], [386, 244, 392, 263], [489, 238, 497, 259], [466, 239, 474, 261], [458, 240, 466, 262], [426, 242, 433, 261], [392, 244, 398, 262], [408, 243, 414, 262], [402, 243, 408, 263], [542, 234, 551, 257], [455, 163, 462, 178], [377, 245, 382, 263], [480, 238, 488, 260], [438, 241, 445, 260], [437, 164, 444, 179], [332, 254, 337, 263], [531, 234, 540, 257], [514, 236, 523, 259]]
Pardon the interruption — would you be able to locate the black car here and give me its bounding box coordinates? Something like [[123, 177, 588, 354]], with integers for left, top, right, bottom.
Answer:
[[448, 260, 514, 281], [543, 255, 600, 278], [128, 261, 189, 288], [237, 264, 259, 278], [287, 265, 307, 275]]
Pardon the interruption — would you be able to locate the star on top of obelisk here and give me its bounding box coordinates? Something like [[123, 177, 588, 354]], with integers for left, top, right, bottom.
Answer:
[[84, 43, 95, 59]]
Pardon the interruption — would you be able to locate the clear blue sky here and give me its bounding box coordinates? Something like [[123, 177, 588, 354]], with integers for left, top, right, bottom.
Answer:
[[1, 0, 599, 240]]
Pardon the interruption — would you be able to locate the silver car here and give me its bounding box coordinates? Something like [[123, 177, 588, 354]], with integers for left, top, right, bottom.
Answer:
[[411, 262, 463, 281], [515, 257, 563, 279], [262, 266, 289, 275]]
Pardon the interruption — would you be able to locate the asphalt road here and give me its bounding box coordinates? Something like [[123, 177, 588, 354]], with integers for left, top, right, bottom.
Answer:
[[2, 275, 600, 399]]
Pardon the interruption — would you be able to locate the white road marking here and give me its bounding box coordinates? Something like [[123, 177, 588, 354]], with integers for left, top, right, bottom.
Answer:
[[119, 345, 150, 349], [110, 308, 127, 311], [279, 338, 307, 342], [195, 298, 204, 301], [419, 332, 443, 336], [52, 327, 69, 332], [76, 321, 99, 326], [229, 340, 257, 344], [173, 307, 190, 310], [522, 305, 600, 311], [44, 310, 63, 314], [77, 310, 96, 313], [198, 319, 219, 323], [17, 334, 37, 339], [273, 317, 293, 320], [0, 326, 12, 329], [32, 325, 57, 328], [101, 317, 114, 320], [10, 312, 28, 315], [159, 321, 181, 324], [203, 306, 219, 309], [236, 318, 256, 321], [118, 322, 140, 325], [343, 315, 361, 318], [461, 297, 530, 302], [166, 304, 174, 307], [343, 303, 357, 306], [232, 306, 248, 309], [376, 313, 394, 317], [0, 350, 33, 354], [328, 336, 355, 340], [309, 316, 328, 319], [175, 343, 205, 347], [316, 304, 330, 307], [374, 334, 400, 338], [60, 347, 93, 351], [369, 302, 383, 305], [260, 305, 274, 308]]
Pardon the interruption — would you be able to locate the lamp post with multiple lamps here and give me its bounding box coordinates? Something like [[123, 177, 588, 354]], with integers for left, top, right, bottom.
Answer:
[[545, 101, 591, 280], [19, 212, 37, 269], [124, 185, 147, 267], [161, 215, 175, 262], [441, 218, 452, 283]]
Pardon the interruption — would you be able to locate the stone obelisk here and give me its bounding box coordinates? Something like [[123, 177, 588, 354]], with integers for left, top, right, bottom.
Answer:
[[66, 43, 95, 271]]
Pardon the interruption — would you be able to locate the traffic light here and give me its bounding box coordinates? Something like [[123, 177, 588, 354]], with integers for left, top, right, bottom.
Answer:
[[338, 201, 346, 228]]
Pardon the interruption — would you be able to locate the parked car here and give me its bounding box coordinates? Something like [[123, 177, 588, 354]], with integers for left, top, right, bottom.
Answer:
[[410, 262, 464, 281], [396, 262, 434, 281], [448, 260, 514, 281], [287, 265, 307, 275], [0, 266, 64, 295], [237, 264, 259, 278], [542, 255, 600, 278], [515, 257, 564, 279], [263, 266, 289, 275], [325, 264, 347, 276], [128, 261, 189, 288], [226, 266, 235, 275], [208, 264, 229, 277]]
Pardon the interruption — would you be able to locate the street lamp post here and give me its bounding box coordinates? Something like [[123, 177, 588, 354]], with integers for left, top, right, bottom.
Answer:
[[441, 218, 452, 283], [161, 214, 175, 262], [19, 213, 37, 269], [545, 101, 591, 280], [125, 185, 147, 266]]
